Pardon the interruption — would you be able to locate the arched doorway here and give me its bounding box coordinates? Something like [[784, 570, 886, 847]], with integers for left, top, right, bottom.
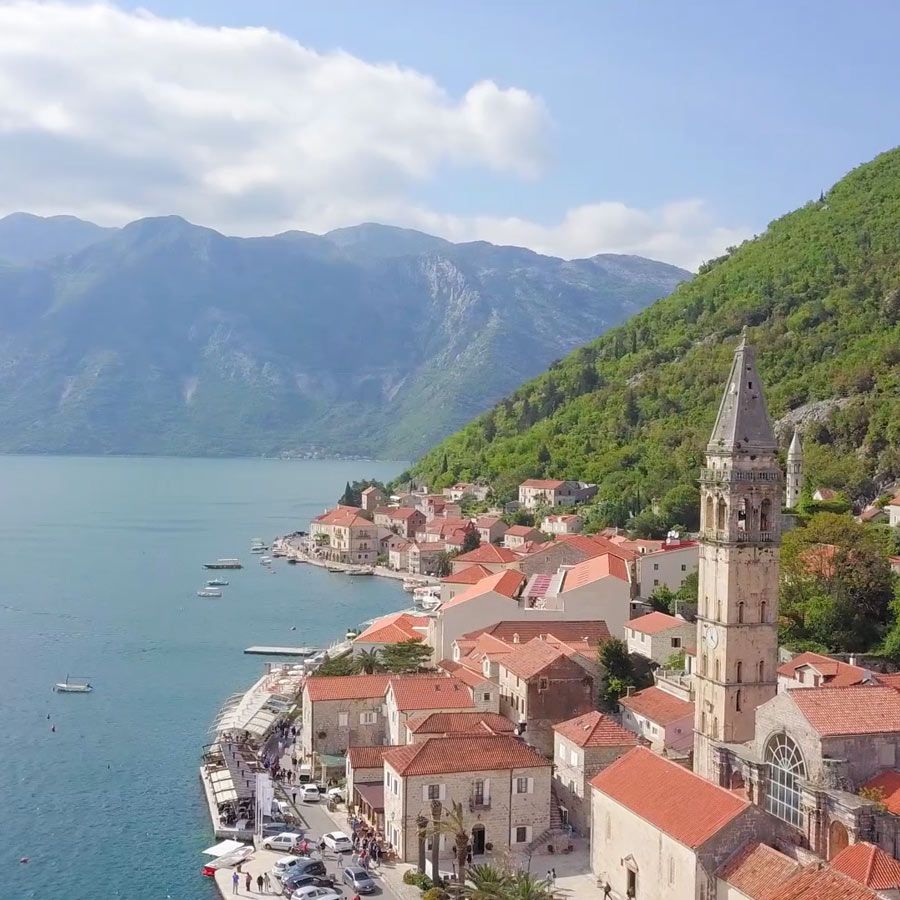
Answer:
[[471, 824, 485, 856], [828, 821, 849, 860]]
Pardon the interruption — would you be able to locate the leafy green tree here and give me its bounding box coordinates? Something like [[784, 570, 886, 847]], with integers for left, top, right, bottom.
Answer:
[[339, 481, 357, 506], [462, 530, 481, 553], [352, 649, 384, 674], [627, 508, 669, 539], [380, 639, 433, 673], [674, 571, 699, 613], [598, 638, 635, 709], [647, 585, 676, 614], [309, 650, 356, 677], [462, 864, 511, 899]]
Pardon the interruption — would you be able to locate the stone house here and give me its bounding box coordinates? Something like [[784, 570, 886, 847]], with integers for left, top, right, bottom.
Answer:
[[387, 539, 411, 571], [385, 675, 481, 745], [309, 505, 377, 565], [373, 506, 426, 540], [625, 611, 696, 665], [516, 534, 636, 580], [346, 744, 397, 832], [776, 651, 875, 692], [590, 747, 765, 900], [518, 479, 596, 510], [889, 492, 900, 528], [424, 517, 474, 543], [474, 516, 508, 545], [436, 660, 502, 714], [552, 711, 637, 835], [301, 674, 393, 760], [450, 544, 519, 574], [503, 525, 547, 549], [632, 538, 699, 599], [404, 711, 516, 744], [540, 514, 584, 536], [443, 482, 490, 502], [618, 684, 695, 752], [439, 564, 494, 602], [716, 842, 803, 900], [383, 734, 552, 862], [360, 485, 385, 512], [497, 638, 598, 756], [351, 611, 429, 655], [408, 541, 448, 575]]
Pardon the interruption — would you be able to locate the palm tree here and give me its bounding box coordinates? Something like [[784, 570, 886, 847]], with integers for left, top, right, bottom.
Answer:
[[462, 863, 511, 899], [506, 872, 556, 900], [427, 801, 470, 883], [352, 649, 383, 674]]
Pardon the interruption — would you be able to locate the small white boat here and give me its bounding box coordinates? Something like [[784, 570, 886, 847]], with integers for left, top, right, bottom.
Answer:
[[347, 566, 374, 576], [206, 579, 229, 587], [54, 675, 92, 693], [260, 556, 273, 566], [204, 559, 243, 570], [402, 578, 426, 592], [197, 588, 223, 597]]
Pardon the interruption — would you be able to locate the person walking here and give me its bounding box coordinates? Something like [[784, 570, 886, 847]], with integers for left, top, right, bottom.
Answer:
[[231, 870, 239, 894], [551, 867, 557, 887], [292, 789, 297, 804], [256, 874, 264, 893], [245, 871, 252, 893], [263, 871, 271, 893]]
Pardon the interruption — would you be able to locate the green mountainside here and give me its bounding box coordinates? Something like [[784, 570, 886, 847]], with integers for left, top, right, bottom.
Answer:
[[0, 216, 687, 457], [406, 149, 900, 515]]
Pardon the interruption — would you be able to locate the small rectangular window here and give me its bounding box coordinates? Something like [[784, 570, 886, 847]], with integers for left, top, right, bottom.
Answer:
[[515, 826, 528, 843], [338, 712, 349, 727], [427, 784, 440, 800], [671, 637, 682, 648], [516, 777, 528, 794]]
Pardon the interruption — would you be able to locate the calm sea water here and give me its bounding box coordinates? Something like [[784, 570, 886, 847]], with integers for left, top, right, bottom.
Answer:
[[0, 455, 406, 900]]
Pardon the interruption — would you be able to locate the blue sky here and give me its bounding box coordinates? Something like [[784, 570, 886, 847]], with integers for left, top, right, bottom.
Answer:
[[1, 1, 898, 268]]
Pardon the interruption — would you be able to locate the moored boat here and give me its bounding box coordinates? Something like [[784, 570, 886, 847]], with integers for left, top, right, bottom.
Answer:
[[197, 588, 223, 597], [204, 559, 243, 570], [53, 675, 93, 693], [347, 566, 374, 576], [206, 579, 229, 587]]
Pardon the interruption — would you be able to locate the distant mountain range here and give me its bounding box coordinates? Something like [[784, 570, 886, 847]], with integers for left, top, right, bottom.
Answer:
[[0, 213, 689, 458]]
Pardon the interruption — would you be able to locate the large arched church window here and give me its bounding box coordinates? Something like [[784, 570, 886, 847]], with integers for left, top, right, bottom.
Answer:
[[716, 498, 726, 531], [765, 734, 806, 828], [760, 498, 772, 533], [704, 494, 714, 530]]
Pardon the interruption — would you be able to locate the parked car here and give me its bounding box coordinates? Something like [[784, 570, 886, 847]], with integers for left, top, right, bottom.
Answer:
[[273, 855, 309, 880], [280, 864, 330, 895], [322, 831, 353, 853], [299, 784, 321, 803], [261, 821, 296, 837], [263, 832, 304, 852], [325, 787, 345, 802], [289, 886, 342, 900], [343, 865, 376, 893]]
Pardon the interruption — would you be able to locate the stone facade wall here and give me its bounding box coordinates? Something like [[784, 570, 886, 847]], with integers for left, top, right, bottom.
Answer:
[[302, 694, 387, 759], [627, 620, 696, 665], [384, 762, 552, 863], [636, 545, 699, 599]]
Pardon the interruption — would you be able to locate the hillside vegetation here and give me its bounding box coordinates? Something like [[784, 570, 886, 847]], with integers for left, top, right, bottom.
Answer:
[[406, 149, 900, 516]]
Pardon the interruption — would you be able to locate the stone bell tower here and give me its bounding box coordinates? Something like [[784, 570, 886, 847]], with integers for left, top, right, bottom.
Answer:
[[785, 430, 803, 510], [694, 329, 782, 782]]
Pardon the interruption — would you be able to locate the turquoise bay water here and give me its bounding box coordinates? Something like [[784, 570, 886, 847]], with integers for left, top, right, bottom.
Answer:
[[0, 456, 405, 900]]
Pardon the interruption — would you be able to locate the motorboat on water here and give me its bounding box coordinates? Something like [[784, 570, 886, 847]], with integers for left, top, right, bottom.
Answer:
[[402, 578, 426, 593], [326, 565, 343, 573], [204, 559, 243, 570], [53, 675, 93, 693], [347, 566, 374, 576], [197, 588, 223, 597], [206, 579, 229, 587], [260, 556, 273, 566]]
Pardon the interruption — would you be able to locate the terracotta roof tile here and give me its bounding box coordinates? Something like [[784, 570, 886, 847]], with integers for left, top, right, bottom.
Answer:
[[462, 620, 611, 645], [789, 685, 900, 736], [305, 674, 392, 702], [506, 525, 542, 537], [590, 746, 749, 848], [777, 651, 872, 687], [312, 505, 373, 527], [498, 638, 568, 680], [347, 745, 399, 768], [437, 659, 492, 688], [619, 685, 694, 726], [719, 843, 802, 899], [763, 866, 878, 900], [553, 711, 637, 749], [560, 553, 630, 589], [354, 612, 429, 645], [559, 533, 639, 562], [520, 479, 566, 489], [441, 570, 525, 609], [441, 564, 494, 585], [384, 734, 548, 776], [389, 675, 474, 711], [830, 842, 900, 890], [453, 544, 519, 565], [405, 712, 515, 736], [627, 611, 687, 635], [860, 769, 900, 814]]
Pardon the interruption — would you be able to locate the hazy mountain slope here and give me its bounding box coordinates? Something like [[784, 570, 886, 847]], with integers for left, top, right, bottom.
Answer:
[[0, 213, 116, 265], [406, 148, 900, 508], [0, 216, 688, 456]]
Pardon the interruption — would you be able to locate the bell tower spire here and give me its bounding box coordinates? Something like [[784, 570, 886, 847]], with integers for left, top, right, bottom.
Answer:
[[786, 430, 803, 509], [694, 330, 782, 782]]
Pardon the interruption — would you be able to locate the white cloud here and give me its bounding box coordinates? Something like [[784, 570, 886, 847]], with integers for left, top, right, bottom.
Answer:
[[0, 2, 746, 269]]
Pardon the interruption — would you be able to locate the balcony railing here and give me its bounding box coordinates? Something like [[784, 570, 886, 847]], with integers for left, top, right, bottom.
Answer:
[[469, 796, 491, 811], [700, 468, 782, 483], [703, 529, 776, 543]]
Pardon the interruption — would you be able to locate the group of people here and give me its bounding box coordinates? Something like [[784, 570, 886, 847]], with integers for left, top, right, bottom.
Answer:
[[346, 815, 389, 868], [230, 868, 272, 894]]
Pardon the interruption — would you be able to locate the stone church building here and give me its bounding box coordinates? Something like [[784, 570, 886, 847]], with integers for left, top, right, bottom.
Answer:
[[591, 329, 900, 898]]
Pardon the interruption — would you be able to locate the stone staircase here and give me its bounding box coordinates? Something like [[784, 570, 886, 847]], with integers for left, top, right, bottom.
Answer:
[[527, 787, 568, 853]]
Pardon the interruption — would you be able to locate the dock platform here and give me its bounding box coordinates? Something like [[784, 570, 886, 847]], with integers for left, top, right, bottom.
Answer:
[[243, 646, 315, 657]]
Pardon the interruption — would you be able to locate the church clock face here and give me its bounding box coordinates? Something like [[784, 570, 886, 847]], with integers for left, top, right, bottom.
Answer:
[[705, 625, 719, 649]]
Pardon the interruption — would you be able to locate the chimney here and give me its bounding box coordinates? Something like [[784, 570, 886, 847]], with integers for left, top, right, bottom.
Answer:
[[625, 686, 636, 697], [849, 654, 859, 666]]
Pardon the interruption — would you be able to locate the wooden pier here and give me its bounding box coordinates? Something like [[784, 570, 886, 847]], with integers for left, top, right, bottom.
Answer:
[[243, 645, 315, 657]]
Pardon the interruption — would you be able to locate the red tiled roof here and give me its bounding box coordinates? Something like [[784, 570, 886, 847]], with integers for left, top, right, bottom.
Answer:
[[815, 488, 839, 500], [543, 514, 581, 523], [878, 672, 900, 688], [619, 685, 694, 726], [764, 866, 878, 900], [442, 564, 494, 585], [453, 544, 519, 564], [463, 620, 611, 646], [777, 651, 871, 687], [590, 746, 748, 848], [389, 675, 474, 711], [560, 552, 630, 589], [405, 711, 515, 736], [312, 505, 372, 527], [347, 745, 399, 768], [441, 570, 525, 610], [354, 612, 428, 645], [553, 711, 637, 749], [520, 479, 566, 489], [627, 611, 686, 635], [438, 659, 492, 688], [474, 516, 505, 528], [788, 685, 900, 736], [719, 843, 802, 899], [498, 638, 569, 680], [305, 673, 392, 702], [506, 525, 541, 537], [560, 533, 639, 562], [386, 506, 422, 520], [384, 734, 548, 776], [830, 842, 900, 890], [860, 770, 900, 814], [799, 543, 841, 578]]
